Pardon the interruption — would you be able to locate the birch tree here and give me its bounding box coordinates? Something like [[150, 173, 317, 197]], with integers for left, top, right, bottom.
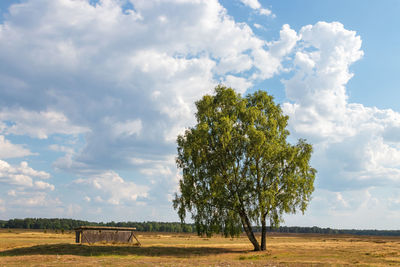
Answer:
[[173, 85, 316, 251]]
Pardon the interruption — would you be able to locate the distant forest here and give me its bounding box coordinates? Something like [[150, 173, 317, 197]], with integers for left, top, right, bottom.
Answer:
[[1, 218, 399, 236]]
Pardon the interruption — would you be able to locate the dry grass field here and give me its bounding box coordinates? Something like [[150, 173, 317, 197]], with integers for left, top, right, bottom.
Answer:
[[1, 229, 400, 266]]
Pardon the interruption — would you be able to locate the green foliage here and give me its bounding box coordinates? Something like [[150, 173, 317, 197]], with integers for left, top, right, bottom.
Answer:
[[1, 218, 196, 233], [1, 218, 399, 236], [264, 226, 400, 236], [173, 86, 316, 250]]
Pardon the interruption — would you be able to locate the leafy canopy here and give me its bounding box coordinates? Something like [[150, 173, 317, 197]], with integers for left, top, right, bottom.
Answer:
[[173, 86, 315, 249]]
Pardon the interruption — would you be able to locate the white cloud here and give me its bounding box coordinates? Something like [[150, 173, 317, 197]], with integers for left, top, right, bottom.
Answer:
[[94, 196, 104, 203], [252, 24, 299, 79], [253, 23, 263, 29], [17, 193, 47, 207], [35, 180, 55, 191], [0, 160, 51, 187], [48, 144, 74, 154], [389, 196, 400, 210], [335, 192, 349, 208], [17, 161, 51, 180], [259, 8, 272, 16], [65, 203, 83, 217], [103, 117, 143, 138], [239, 0, 273, 17], [282, 21, 400, 189], [0, 0, 294, 177], [0, 160, 32, 187], [240, 0, 262, 9], [140, 165, 172, 177], [0, 108, 89, 139], [284, 187, 400, 229], [0, 135, 33, 159], [222, 75, 253, 94], [8, 190, 17, 196], [11, 192, 61, 207], [74, 171, 149, 205], [0, 1, 398, 225]]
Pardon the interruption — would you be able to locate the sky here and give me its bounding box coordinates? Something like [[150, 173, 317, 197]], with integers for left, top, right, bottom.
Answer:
[[0, 0, 399, 230]]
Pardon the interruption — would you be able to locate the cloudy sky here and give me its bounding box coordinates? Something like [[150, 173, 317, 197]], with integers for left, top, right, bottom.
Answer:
[[0, 0, 399, 229]]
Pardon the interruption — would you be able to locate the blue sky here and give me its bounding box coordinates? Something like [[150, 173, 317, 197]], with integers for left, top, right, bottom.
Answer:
[[0, 0, 399, 229]]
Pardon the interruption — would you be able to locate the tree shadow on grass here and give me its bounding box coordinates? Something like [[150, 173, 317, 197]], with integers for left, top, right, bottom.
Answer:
[[0, 243, 244, 258]]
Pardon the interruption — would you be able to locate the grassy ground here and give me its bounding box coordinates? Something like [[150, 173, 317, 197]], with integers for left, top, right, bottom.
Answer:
[[0, 229, 400, 266]]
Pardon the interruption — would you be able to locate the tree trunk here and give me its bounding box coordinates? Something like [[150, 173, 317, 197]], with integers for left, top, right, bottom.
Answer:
[[239, 209, 260, 251], [260, 216, 267, 251]]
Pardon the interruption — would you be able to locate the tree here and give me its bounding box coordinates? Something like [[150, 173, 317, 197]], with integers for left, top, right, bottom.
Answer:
[[173, 86, 316, 251]]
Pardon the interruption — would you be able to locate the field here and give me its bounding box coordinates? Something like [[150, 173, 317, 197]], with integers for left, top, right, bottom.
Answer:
[[1, 229, 400, 266]]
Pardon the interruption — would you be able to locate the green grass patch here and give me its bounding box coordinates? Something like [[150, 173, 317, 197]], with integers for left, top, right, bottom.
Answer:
[[238, 253, 271, 260]]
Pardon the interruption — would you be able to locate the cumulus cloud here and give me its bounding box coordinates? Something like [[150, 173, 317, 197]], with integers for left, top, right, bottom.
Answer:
[[388, 196, 400, 210], [0, 1, 398, 225], [0, 160, 57, 213], [239, 0, 274, 17], [335, 192, 349, 208], [0, 160, 55, 216], [0, 159, 55, 214], [252, 24, 299, 79], [34, 180, 55, 191], [0, 108, 89, 139], [222, 75, 253, 94], [8, 190, 17, 197], [104, 117, 143, 138], [11, 192, 61, 207], [0, 135, 33, 159], [285, 187, 400, 229], [0, 160, 51, 187], [282, 21, 400, 190], [253, 23, 263, 29], [74, 171, 149, 205], [0, 0, 294, 175]]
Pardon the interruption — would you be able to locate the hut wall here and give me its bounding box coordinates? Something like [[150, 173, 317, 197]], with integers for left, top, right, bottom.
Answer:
[[80, 230, 134, 244]]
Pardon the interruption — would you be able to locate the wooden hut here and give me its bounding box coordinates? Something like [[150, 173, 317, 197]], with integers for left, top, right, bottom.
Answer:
[[75, 226, 141, 246]]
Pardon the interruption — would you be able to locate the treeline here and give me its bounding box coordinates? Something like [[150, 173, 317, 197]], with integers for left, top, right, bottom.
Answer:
[[0, 218, 195, 233], [262, 226, 400, 236], [1, 218, 399, 236]]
